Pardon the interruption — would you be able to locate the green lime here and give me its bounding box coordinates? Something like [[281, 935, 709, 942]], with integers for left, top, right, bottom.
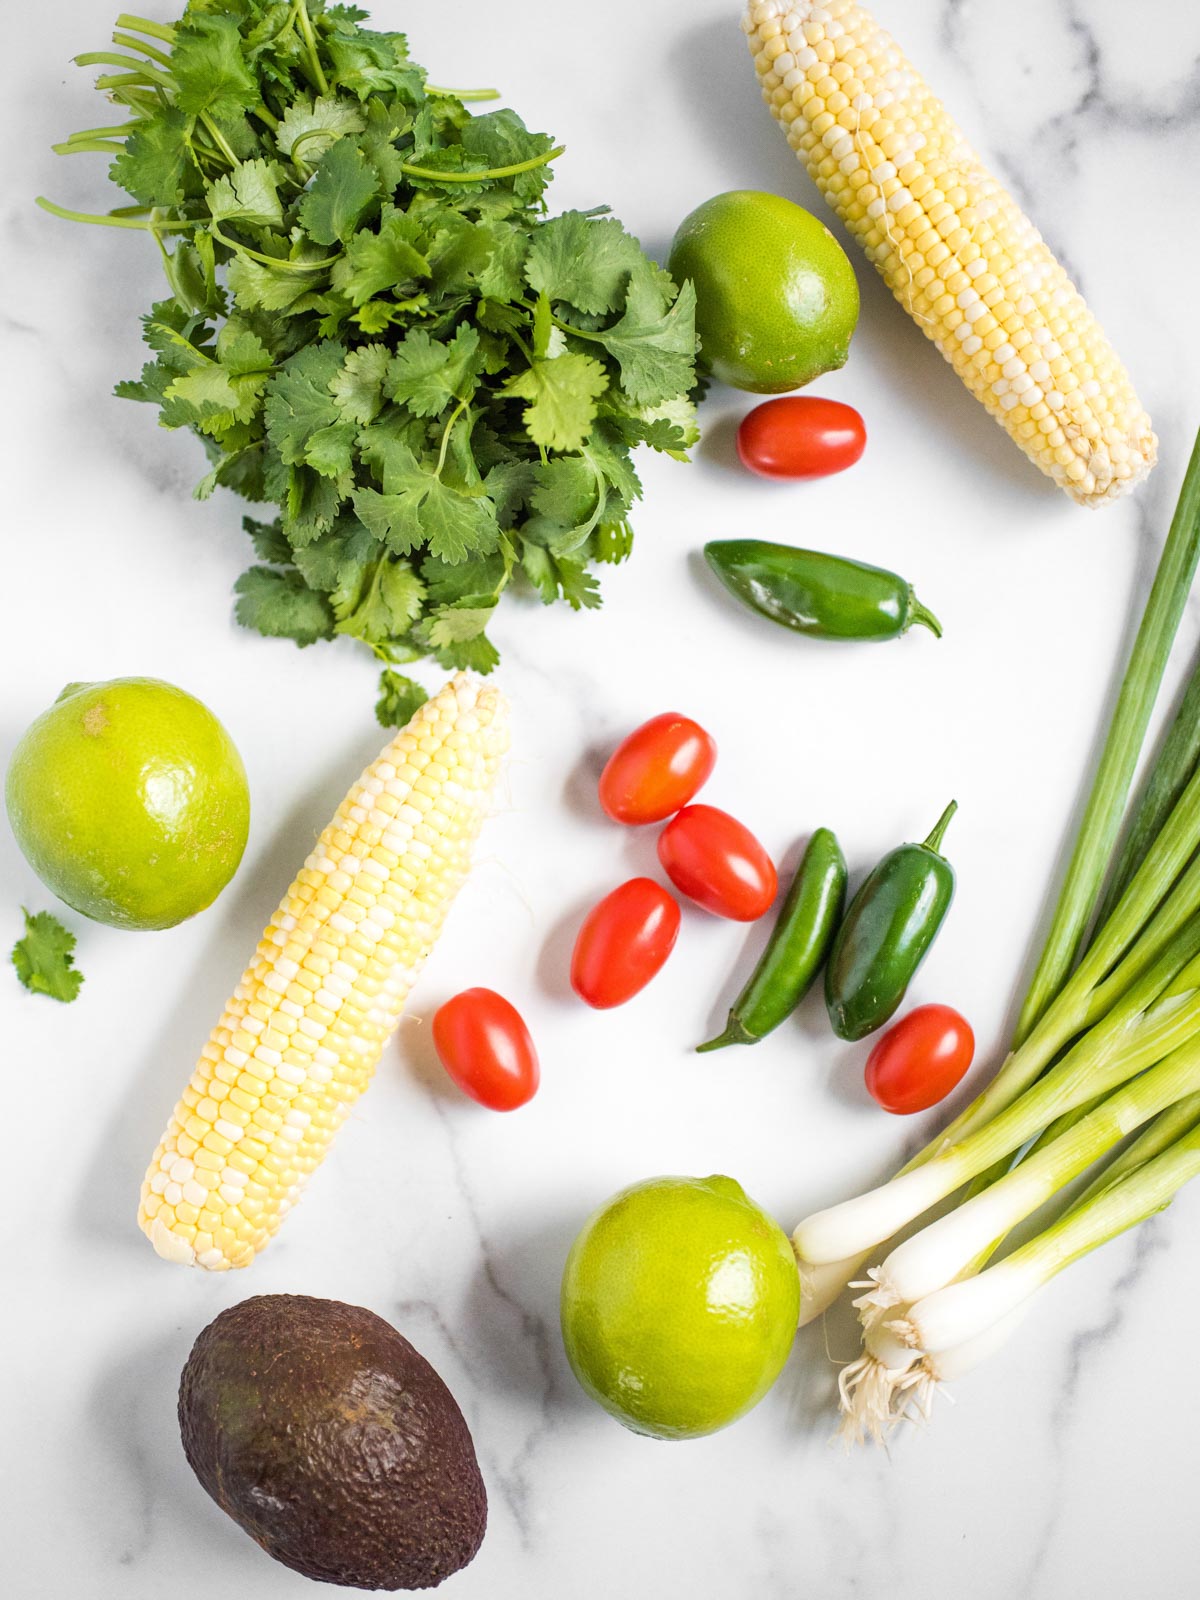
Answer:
[[560, 1174, 799, 1440], [668, 190, 860, 393], [5, 678, 250, 931]]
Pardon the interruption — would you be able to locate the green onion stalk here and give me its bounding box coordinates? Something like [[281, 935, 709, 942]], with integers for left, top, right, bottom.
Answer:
[[806, 430, 1200, 1439], [899, 1116, 1200, 1356], [837, 1008, 1200, 1438], [858, 1093, 1200, 1436]]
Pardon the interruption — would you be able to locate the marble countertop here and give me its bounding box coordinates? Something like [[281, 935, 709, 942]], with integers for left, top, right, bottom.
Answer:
[[6, 1, 1200, 1595]]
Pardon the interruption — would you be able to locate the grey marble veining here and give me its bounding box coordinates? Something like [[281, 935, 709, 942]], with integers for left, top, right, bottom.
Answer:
[[4, 1, 1200, 1596]]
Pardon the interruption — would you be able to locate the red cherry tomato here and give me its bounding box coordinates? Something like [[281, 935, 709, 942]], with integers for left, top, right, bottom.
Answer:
[[736, 396, 867, 481], [432, 988, 540, 1111], [864, 1005, 975, 1115], [657, 805, 777, 921], [571, 878, 682, 1008], [598, 712, 718, 825]]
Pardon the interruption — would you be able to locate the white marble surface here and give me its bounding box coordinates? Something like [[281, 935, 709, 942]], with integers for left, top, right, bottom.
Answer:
[[5, 1, 1200, 1595]]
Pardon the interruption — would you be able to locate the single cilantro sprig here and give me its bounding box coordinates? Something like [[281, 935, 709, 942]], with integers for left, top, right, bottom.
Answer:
[[41, 0, 700, 722], [12, 910, 85, 1002]]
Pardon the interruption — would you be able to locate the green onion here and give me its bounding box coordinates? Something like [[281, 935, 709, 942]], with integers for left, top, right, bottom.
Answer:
[[1014, 429, 1200, 1042], [901, 1115, 1200, 1356], [1094, 651, 1200, 933], [877, 1029, 1200, 1308]]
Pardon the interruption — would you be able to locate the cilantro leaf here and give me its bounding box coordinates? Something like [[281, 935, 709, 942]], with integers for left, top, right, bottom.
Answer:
[[592, 273, 699, 406], [276, 95, 367, 161], [459, 109, 557, 202], [520, 542, 558, 605], [520, 544, 603, 610], [69, 0, 699, 691], [109, 108, 193, 207], [484, 460, 536, 528], [163, 322, 272, 436], [244, 515, 292, 563], [525, 211, 649, 316], [264, 343, 347, 464], [298, 138, 380, 245], [476, 222, 530, 303], [234, 566, 335, 645], [303, 419, 357, 477], [609, 393, 701, 460], [585, 425, 644, 510], [595, 518, 635, 564], [555, 557, 603, 611], [385, 325, 481, 418], [424, 602, 497, 649], [531, 457, 602, 526], [209, 158, 284, 229], [330, 343, 391, 423], [291, 512, 379, 593], [172, 13, 261, 120], [325, 22, 425, 102], [333, 555, 426, 644], [12, 910, 83, 1003], [284, 463, 351, 546], [376, 670, 428, 729], [421, 551, 508, 606], [416, 621, 500, 674], [503, 353, 609, 453], [226, 254, 327, 315], [332, 210, 431, 305], [354, 461, 500, 564]]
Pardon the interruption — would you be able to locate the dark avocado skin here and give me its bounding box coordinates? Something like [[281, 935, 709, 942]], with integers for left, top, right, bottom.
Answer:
[[178, 1294, 487, 1591]]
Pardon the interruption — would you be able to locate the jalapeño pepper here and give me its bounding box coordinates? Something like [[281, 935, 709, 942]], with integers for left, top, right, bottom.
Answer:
[[704, 539, 941, 641], [825, 802, 957, 1041], [698, 827, 847, 1051]]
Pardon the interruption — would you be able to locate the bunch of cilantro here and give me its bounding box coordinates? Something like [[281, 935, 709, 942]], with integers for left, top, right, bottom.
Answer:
[[48, 1, 699, 724]]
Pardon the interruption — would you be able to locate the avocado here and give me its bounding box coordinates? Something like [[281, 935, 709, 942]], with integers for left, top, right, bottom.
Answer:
[[178, 1294, 487, 1590]]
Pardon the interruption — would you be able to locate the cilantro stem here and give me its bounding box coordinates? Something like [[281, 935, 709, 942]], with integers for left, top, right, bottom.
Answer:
[[187, 132, 228, 176], [401, 145, 565, 184], [108, 85, 161, 112], [75, 52, 172, 88], [94, 70, 165, 92], [289, 125, 344, 175], [515, 296, 608, 345], [434, 398, 472, 478], [210, 223, 337, 272], [115, 13, 176, 44], [35, 195, 195, 232], [199, 112, 239, 168], [63, 122, 140, 141], [52, 138, 126, 156], [292, 0, 330, 95], [507, 325, 534, 364], [111, 30, 173, 68], [425, 85, 501, 102]]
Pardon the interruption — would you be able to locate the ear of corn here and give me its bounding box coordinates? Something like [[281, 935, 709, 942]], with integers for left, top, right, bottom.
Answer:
[[744, 0, 1156, 507], [138, 674, 508, 1271]]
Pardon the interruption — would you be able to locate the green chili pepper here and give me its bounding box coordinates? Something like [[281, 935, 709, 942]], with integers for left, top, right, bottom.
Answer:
[[703, 539, 942, 641], [698, 828, 847, 1052], [825, 802, 957, 1042]]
